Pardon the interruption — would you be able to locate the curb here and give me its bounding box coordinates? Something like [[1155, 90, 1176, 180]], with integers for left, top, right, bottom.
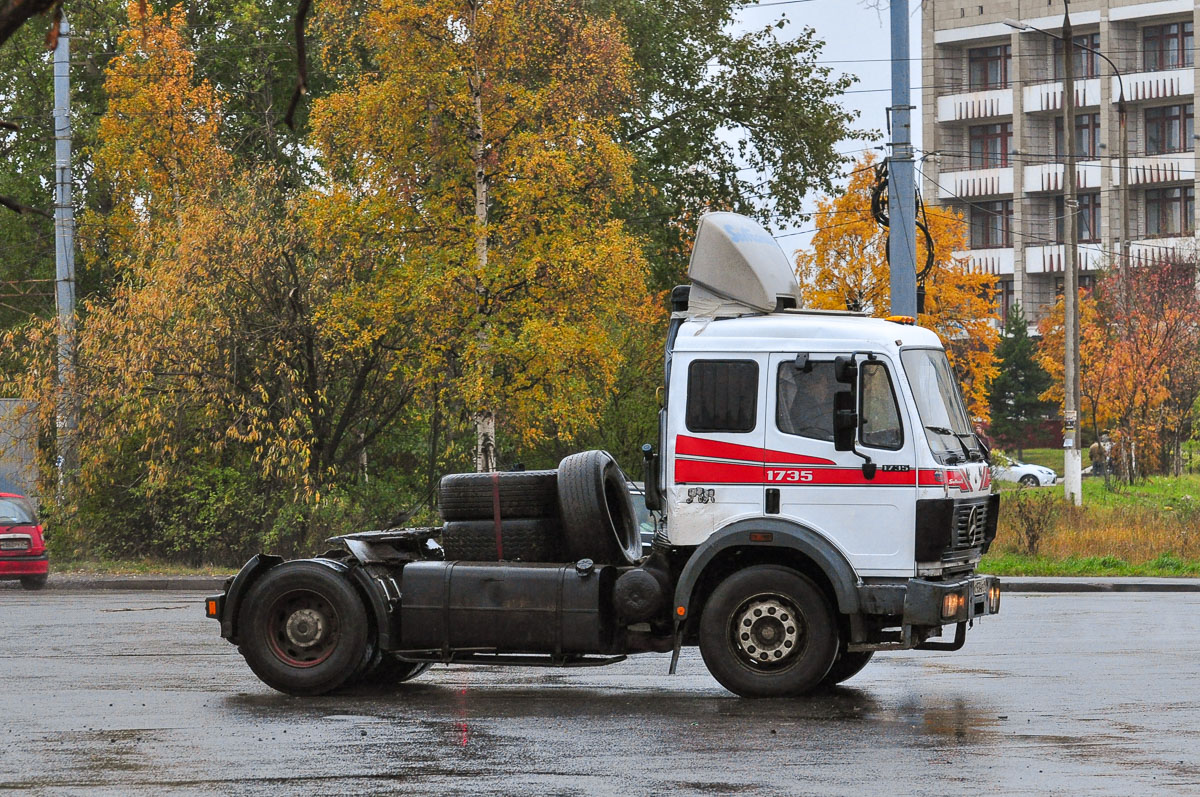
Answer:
[[5, 574, 1200, 594], [1, 574, 230, 591], [1002, 577, 1200, 593]]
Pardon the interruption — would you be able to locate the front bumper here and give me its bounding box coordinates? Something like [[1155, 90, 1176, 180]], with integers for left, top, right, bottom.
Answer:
[[903, 574, 1001, 626], [0, 554, 49, 578]]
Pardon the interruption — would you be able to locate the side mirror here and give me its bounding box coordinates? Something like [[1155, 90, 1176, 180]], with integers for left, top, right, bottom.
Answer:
[[833, 390, 856, 451], [833, 355, 857, 384]]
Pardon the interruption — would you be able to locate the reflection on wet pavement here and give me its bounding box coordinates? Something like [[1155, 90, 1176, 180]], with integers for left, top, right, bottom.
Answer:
[[2, 590, 1199, 795]]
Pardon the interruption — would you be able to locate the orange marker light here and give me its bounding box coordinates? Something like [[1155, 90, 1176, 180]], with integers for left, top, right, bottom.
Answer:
[[206, 599, 219, 618], [676, 606, 686, 617], [885, 315, 916, 325]]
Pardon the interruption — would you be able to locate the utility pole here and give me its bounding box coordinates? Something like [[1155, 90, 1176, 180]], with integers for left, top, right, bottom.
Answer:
[[1003, 14, 1125, 502], [1061, 4, 1082, 505], [53, 17, 78, 497], [888, 0, 917, 317]]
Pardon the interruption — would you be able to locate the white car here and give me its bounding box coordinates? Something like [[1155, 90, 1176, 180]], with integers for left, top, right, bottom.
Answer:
[[993, 460, 1058, 487]]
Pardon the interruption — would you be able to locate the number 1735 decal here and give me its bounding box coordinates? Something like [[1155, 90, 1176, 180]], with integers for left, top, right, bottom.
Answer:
[[766, 469, 814, 482]]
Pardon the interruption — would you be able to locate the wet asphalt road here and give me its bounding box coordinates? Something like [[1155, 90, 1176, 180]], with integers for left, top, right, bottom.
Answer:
[[2, 590, 1199, 796]]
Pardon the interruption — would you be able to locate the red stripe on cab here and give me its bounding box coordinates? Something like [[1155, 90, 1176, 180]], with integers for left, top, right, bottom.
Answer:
[[675, 435, 835, 466]]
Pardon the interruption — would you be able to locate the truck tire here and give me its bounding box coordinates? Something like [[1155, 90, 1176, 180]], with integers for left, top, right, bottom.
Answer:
[[237, 561, 371, 696], [557, 450, 641, 565], [438, 470, 559, 521], [819, 646, 873, 689], [441, 518, 562, 562], [698, 565, 838, 698], [354, 647, 431, 686]]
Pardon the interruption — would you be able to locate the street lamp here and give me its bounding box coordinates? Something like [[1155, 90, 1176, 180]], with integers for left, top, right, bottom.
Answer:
[[1002, 7, 1123, 506]]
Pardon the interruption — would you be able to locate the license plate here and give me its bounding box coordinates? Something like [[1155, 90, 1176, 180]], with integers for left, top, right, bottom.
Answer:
[[973, 579, 987, 597], [0, 538, 28, 551]]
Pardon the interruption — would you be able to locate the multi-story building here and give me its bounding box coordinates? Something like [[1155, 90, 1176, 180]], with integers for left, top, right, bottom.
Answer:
[[922, 0, 1198, 324]]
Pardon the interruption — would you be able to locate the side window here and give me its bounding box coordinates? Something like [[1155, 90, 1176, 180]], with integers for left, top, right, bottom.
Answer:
[[776, 361, 850, 442], [686, 360, 758, 433], [860, 361, 903, 450]]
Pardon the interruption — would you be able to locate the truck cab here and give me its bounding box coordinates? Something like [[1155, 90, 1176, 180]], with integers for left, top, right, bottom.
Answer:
[[210, 212, 999, 700]]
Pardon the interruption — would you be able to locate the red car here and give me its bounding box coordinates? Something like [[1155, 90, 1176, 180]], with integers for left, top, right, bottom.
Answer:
[[0, 493, 48, 590]]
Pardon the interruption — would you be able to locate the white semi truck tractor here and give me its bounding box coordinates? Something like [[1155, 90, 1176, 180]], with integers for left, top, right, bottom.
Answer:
[[207, 212, 1001, 698]]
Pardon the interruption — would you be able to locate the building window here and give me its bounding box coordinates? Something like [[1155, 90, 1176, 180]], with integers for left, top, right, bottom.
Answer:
[[1145, 104, 1194, 155], [1055, 193, 1101, 243], [969, 200, 1013, 248], [1053, 33, 1101, 79], [1055, 113, 1101, 159], [968, 44, 1011, 89], [1143, 22, 1194, 71], [1145, 186, 1195, 237], [997, 279, 1015, 322], [968, 122, 1012, 167]]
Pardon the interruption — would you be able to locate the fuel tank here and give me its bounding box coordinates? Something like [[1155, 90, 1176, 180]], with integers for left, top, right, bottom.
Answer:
[[398, 560, 618, 655]]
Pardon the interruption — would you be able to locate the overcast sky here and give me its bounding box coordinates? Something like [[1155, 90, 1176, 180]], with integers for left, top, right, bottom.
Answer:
[[733, 0, 925, 256]]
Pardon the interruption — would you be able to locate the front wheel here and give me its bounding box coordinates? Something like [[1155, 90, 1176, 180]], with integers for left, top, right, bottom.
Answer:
[[237, 561, 370, 696], [698, 565, 838, 698], [1018, 474, 1039, 487]]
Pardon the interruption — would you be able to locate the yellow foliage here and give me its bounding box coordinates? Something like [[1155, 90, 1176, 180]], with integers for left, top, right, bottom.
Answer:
[[796, 153, 1000, 420], [308, 0, 654, 450]]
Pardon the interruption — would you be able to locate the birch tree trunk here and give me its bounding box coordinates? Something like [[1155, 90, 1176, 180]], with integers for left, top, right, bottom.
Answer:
[[469, 3, 496, 473]]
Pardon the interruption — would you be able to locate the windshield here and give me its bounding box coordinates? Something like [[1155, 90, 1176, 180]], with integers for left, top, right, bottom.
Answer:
[[900, 348, 983, 463], [0, 497, 36, 525]]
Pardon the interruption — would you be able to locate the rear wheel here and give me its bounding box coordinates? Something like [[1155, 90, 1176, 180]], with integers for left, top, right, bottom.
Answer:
[[19, 574, 47, 590], [353, 647, 431, 686], [237, 561, 370, 696], [699, 565, 838, 698]]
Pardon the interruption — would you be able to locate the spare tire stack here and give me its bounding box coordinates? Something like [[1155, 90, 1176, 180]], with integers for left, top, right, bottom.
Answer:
[[438, 470, 561, 562], [437, 451, 642, 566]]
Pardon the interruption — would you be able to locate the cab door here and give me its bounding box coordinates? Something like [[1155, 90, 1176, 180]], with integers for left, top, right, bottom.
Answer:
[[763, 352, 917, 577], [666, 353, 767, 546]]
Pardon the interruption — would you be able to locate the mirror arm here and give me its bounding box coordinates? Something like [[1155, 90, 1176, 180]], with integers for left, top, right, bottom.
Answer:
[[848, 444, 876, 479]]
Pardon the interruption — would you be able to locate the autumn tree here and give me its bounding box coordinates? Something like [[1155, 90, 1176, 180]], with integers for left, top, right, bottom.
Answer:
[[309, 0, 653, 472], [796, 153, 1000, 420], [7, 4, 434, 559], [1038, 260, 1200, 479]]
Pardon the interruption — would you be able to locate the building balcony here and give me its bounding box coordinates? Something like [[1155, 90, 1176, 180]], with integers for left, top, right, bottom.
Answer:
[[1128, 235, 1199, 264], [1022, 160, 1103, 194], [1120, 68, 1193, 103], [954, 248, 1014, 276], [1120, 153, 1194, 186], [936, 88, 1012, 123], [1024, 243, 1105, 273], [1022, 78, 1101, 114], [936, 167, 1012, 200]]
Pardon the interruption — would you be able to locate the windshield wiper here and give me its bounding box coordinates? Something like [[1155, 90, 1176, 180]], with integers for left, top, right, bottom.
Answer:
[[926, 425, 973, 463], [951, 431, 986, 462]]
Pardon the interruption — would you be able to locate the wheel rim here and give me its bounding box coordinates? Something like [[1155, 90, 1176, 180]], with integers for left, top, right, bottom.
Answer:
[[729, 592, 806, 671], [265, 589, 341, 668]]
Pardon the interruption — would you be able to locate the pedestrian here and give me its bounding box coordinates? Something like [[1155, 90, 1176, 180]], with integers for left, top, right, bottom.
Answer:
[[1088, 439, 1105, 476]]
